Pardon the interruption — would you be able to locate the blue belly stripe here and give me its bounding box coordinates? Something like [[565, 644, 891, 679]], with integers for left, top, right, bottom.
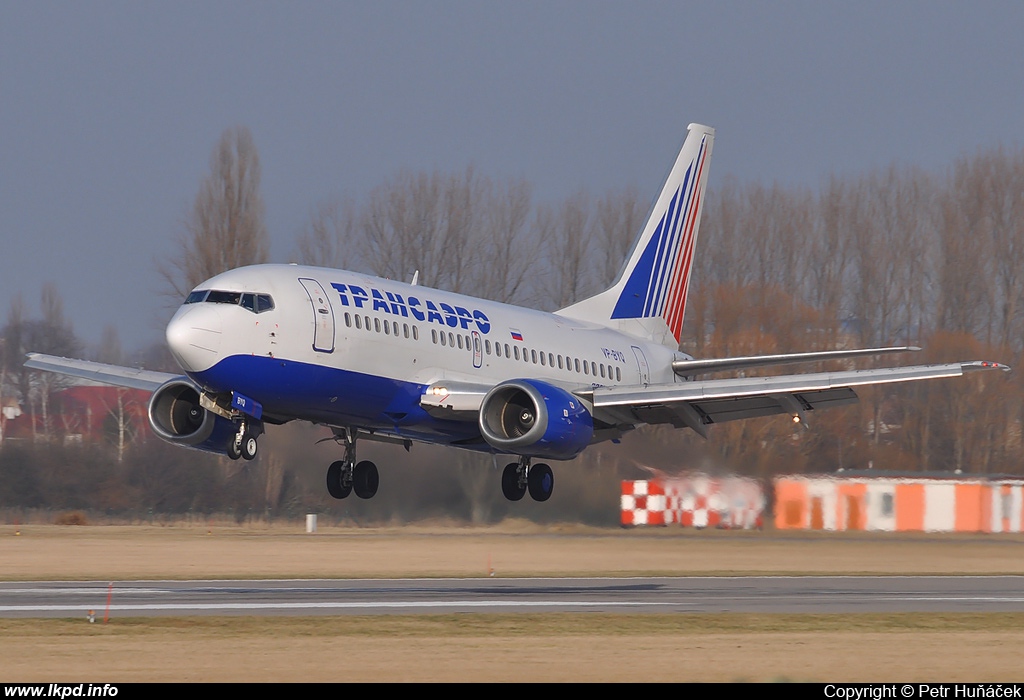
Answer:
[[187, 355, 483, 445]]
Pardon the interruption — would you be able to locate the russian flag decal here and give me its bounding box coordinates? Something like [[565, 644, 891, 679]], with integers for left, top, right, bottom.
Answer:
[[510, 330, 524, 341]]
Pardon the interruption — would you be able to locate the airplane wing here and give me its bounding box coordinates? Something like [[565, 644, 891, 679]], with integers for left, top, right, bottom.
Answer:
[[671, 345, 920, 377], [590, 361, 1009, 438], [23, 353, 179, 393]]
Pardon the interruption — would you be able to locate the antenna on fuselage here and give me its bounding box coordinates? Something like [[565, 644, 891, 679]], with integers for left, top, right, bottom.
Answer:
[[410, 270, 420, 286]]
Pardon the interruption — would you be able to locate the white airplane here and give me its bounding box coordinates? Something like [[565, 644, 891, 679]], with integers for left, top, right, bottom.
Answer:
[[26, 123, 1009, 503]]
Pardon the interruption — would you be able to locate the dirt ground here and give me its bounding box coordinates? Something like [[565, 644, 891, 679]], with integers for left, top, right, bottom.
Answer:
[[2, 522, 1024, 682], [3, 616, 1024, 682], [3, 520, 1024, 579]]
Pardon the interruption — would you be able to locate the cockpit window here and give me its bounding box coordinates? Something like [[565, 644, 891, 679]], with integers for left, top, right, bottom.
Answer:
[[187, 289, 275, 313], [206, 290, 242, 305]]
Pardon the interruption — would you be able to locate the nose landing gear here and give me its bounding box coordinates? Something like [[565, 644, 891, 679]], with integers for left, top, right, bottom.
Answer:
[[227, 421, 262, 461]]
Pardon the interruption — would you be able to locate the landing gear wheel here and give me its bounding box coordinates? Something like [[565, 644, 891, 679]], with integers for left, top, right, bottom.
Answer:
[[501, 462, 526, 501], [326, 460, 352, 499], [227, 440, 242, 460], [353, 460, 379, 499], [528, 463, 554, 502], [240, 432, 258, 461]]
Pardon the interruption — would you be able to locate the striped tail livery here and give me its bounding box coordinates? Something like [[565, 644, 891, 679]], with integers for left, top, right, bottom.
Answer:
[[558, 123, 714, 348]]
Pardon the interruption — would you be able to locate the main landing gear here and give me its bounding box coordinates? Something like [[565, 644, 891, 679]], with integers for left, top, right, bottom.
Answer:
[[326, 428, 379, 500], [501, 456, 554, 502], [227, 421, 263, 461]]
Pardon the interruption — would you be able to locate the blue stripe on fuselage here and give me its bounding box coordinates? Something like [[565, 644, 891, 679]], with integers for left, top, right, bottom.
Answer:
[[186, 354, 484, 445]]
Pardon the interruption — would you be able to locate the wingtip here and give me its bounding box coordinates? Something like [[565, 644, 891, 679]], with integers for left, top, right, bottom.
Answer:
[[963, 360, 1011, 373]]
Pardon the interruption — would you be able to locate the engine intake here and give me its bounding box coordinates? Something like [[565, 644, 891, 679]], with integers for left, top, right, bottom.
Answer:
[[479, 379, 593, 460], [148, 379, 236, 453]]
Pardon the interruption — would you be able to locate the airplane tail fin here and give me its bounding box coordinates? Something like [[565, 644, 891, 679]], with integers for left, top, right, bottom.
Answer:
[[557, 123, 714, 348]]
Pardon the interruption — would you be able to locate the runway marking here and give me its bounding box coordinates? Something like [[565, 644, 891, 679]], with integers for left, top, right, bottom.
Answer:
[[0, 601, 659, 613], [4, 597, 1024, 614]]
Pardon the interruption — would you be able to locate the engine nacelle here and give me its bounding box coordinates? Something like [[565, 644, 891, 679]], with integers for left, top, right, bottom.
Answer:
[[478, 379, 593, 460], [147, 379, 237, 454]]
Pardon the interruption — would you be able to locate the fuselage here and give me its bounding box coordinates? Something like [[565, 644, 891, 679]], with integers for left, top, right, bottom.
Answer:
[[165, 263, 680, 450]]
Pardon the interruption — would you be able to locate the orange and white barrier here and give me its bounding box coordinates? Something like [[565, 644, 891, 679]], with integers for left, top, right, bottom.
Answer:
[[621, 475, 765, 529], [774, 475, 1024, 533], [621, 480, 667, 526]]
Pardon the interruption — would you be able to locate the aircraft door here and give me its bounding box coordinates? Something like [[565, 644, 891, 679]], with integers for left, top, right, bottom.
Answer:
[[299, 278, 335, 353], [472, 330, 483, 369], [631, 346, 650, 386]]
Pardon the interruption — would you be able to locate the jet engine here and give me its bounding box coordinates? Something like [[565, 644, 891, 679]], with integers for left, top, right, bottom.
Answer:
[[147, 379, 237, 454], [478, 379, 593, 460]]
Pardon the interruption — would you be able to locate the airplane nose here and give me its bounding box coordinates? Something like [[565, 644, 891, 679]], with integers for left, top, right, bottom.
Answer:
[[166, 305, 223, 372]]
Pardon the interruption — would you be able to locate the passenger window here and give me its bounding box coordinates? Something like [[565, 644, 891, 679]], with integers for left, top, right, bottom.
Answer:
[[616, 367, 621, 381], [404, 323, 410, 339], [574, 358, 580, 373], [531, 349, 537, 364], [600, 364, 605, 378], [505, 344, 511, 358], [583, 362, 589, 375], [440, 332, 447, 346], [448, 332, 455, 347], [457, 335, 463, 350], [540, 352, 546, 366], [355, 315, 362, 329], [557, 356, 563, 370], [374, 318, 380, 333], [485, 340, 491, 355], [514, 346, 520, 361], [432, 329, 438, 344], [383, 320, 390, 335], [344, 313, 351, 327], [413, 326, 419, 341]]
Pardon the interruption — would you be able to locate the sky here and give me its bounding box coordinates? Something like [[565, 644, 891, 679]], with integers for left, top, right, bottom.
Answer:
[[2, 2, 1023, 353]]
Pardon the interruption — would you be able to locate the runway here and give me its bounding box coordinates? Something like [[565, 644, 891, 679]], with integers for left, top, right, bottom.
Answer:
[[2, 576, 1024, 618]]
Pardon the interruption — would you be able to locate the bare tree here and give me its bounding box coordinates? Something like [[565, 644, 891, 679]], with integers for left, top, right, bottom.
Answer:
[[160, 126, 269, 301], [936, 157, 994, 339], [595, 186, 645, 288], [100, 389, 138, 464], [807, 176, 855, 345], [7, 286, 81, 443], [537, 191, 594, 309], [295, 198, 358, 270], [474, 177, 534, 304], [95, 325, 124, 365]]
